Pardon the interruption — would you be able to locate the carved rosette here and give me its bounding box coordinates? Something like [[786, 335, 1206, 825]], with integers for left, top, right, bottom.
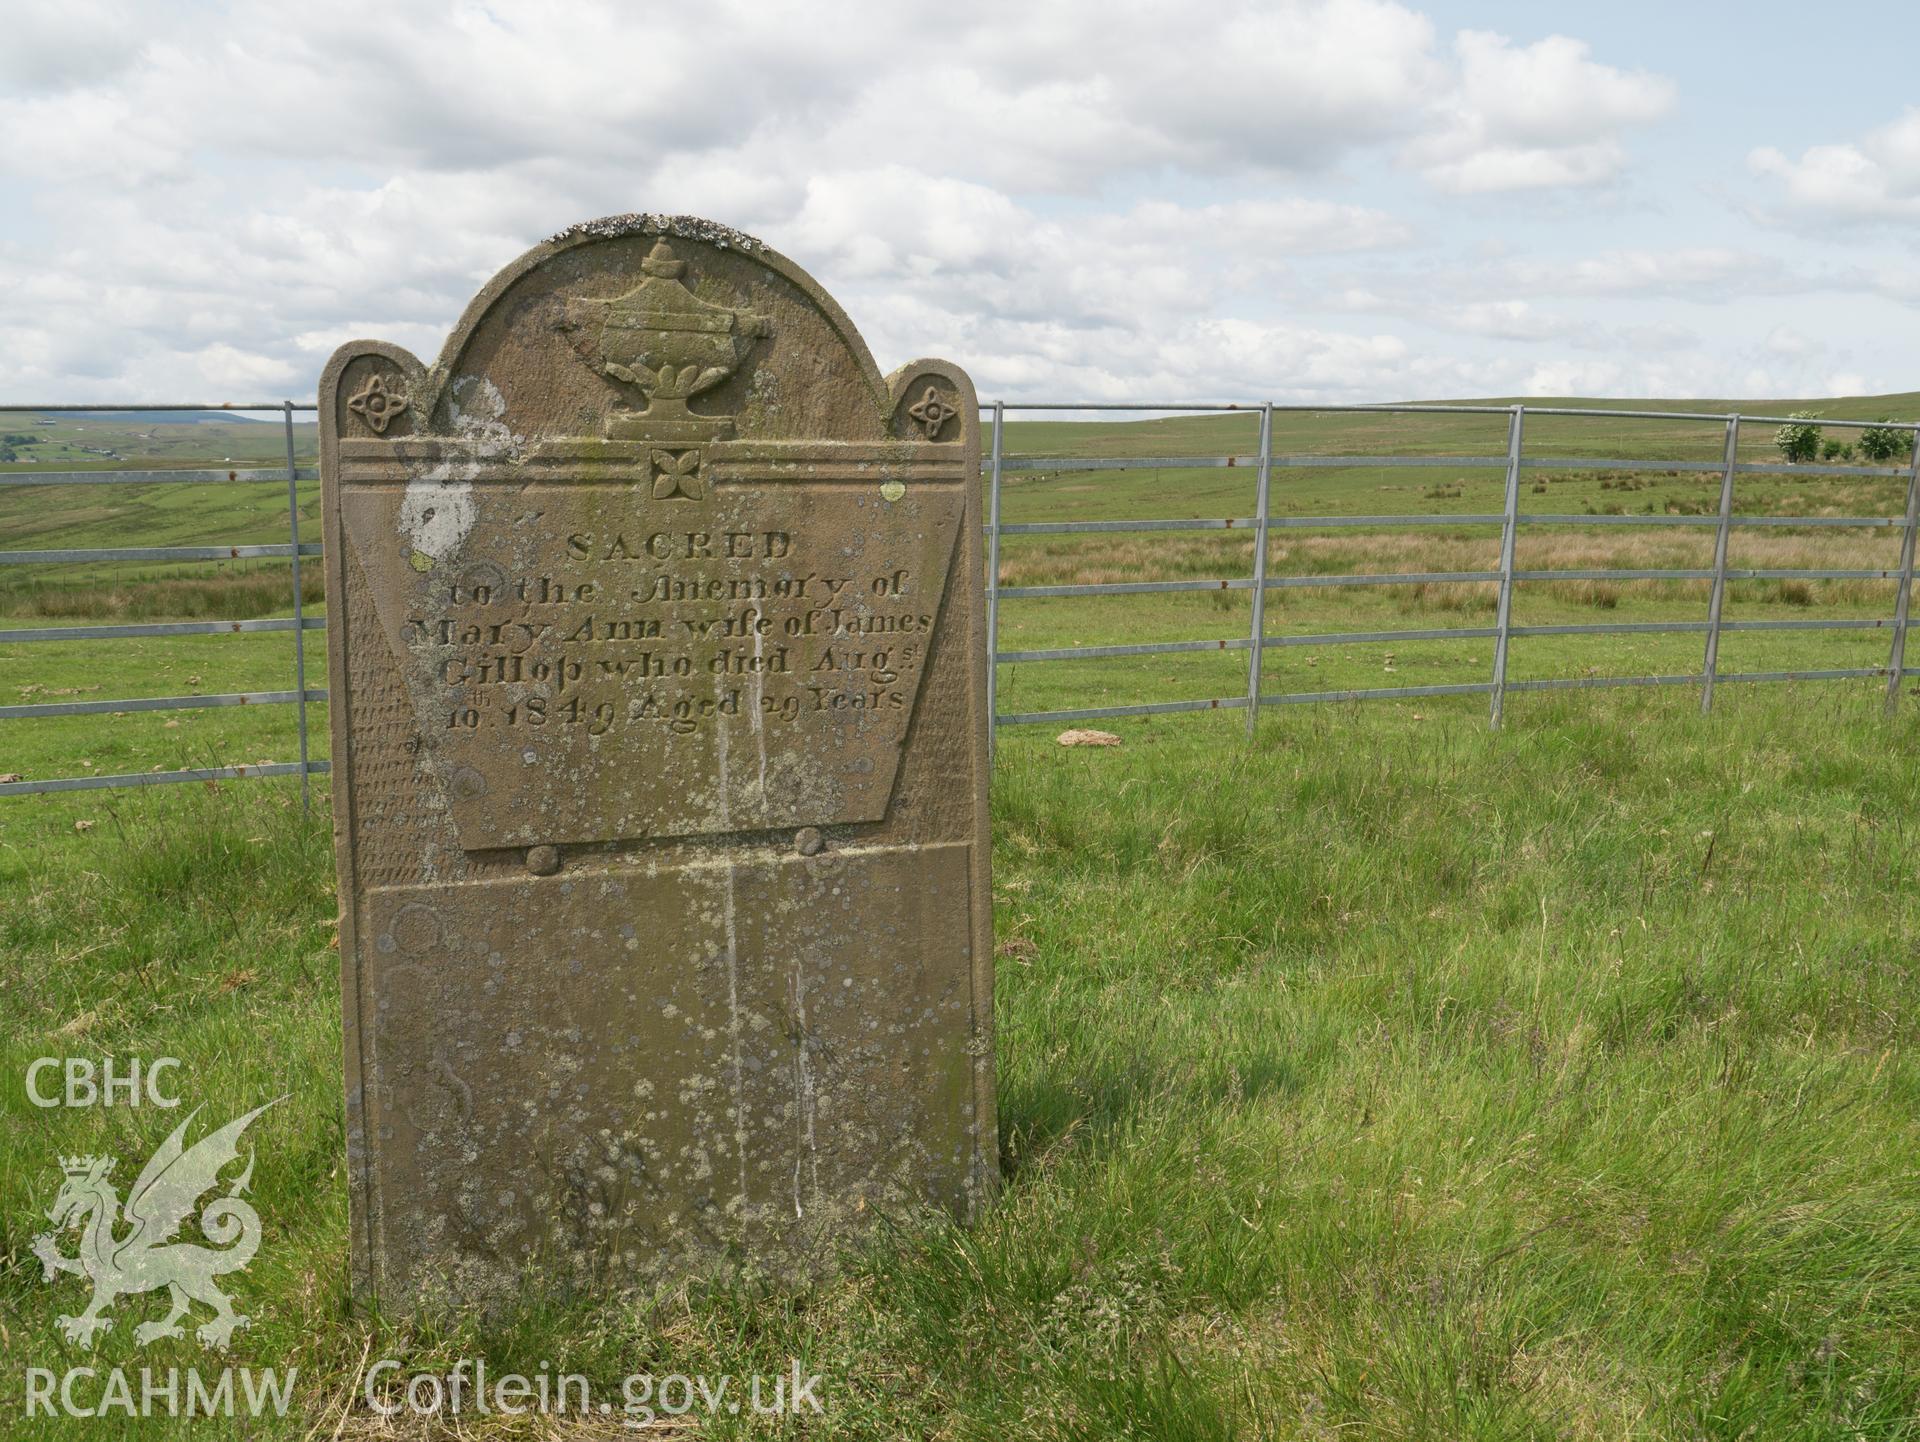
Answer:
[[649, 448, 703, 499], [907, 384, 960, 439], [346, 373, 410, 434]]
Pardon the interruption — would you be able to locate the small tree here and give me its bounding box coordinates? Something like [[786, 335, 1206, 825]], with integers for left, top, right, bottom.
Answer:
[[1821, 438, 1855, 462], [1857, 420, 1908, 464], [1775, 413, 1822, 464]]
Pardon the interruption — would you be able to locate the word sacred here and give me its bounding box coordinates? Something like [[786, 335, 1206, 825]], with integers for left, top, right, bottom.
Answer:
[[565, 530, 791, 561]]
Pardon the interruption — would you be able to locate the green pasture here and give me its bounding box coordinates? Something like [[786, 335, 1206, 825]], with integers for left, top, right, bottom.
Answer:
[[2, 397, 1919, 1437], [4, 687, 1918, 1438], [5, 392, 1918, 795]]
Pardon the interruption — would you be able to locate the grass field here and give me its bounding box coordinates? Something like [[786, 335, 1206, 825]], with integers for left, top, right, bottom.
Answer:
[[2, 396, 1919, 1437]]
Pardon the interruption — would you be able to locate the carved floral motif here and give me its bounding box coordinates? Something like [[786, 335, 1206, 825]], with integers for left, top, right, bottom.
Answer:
[[346, 373, 410, 435], [907, 385, 959, 440], [651, 448, 704, 500]]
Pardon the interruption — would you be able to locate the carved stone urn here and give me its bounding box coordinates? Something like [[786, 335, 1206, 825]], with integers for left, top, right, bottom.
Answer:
[[564, 238, 771, 442]]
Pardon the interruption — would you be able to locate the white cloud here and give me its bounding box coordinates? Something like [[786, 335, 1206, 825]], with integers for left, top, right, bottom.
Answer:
[[1307, 245, 1816, 324], [2, 0, 1905, 406], [1750, 108, 1920, 225], [736, 0, 1448, 190], [0, 1, 1448, 191], [1410, 31, 1674, 193], [764, 170, 1422, 398], [1504, 247, 1797, 300], [779, 174, 1406, 320], [0, 0, 1477, 398], [1764, 326, 1814, 356], [1119, 199, 1412, 257], [1433, 300, 1585, 342], [1414, 301, 1696, 356], [0, 0, 152, 92], [1851, 266, 1920, 306], [1110, 0, 1446, 172], [1517, 353, 1869, 403]]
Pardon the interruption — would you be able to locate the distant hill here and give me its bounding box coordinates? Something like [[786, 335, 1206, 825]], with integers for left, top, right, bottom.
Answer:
[[1431, 390, 1920, 421], [48, 409, 279, 425]]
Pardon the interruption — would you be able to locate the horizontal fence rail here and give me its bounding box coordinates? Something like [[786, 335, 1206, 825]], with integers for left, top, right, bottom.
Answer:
[[0, 401, 323, 807], [0, 761, 331, 799], [0, 544, 321, 564], [3, 399, 1918, 794]]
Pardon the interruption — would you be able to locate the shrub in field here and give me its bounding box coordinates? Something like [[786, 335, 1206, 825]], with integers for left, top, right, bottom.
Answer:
[[4, 569, 326, 620], [1821, 438, 1856, 462], [1775, 413, 1822, 464], [1857, 421, 1908, 463]]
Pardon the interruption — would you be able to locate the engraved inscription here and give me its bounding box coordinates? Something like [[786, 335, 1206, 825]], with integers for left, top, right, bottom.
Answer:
[[339, 469, 965, 849], [416, 527, 926, 734]]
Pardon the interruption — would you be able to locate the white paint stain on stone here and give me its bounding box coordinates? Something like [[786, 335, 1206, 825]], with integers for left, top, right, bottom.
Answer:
[[397, 376, 520, 567]]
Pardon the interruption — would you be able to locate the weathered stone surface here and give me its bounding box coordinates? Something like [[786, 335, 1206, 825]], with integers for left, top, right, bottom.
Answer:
[[320, 214, 994, 1309]]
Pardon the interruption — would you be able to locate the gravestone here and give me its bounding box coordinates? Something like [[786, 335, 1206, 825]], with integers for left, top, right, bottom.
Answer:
[[319, 215, 994, 1308]]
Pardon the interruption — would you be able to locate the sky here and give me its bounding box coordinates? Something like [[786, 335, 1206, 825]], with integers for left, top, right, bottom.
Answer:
[[3, 0, 1919, 406]]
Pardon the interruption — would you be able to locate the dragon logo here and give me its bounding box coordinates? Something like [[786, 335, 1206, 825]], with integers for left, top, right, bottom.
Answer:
[[31, 1099, 282, 1350]]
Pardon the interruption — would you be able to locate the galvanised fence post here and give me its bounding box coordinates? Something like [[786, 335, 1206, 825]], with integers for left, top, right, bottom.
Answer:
[[1885, 426, 1920, 716], [1488, 404, 1525, 728], [1700, 414, 1740, 713], [284, 400, 311, 814], [985, 400, 1005, 759], [1244, 401, 1274, 735]]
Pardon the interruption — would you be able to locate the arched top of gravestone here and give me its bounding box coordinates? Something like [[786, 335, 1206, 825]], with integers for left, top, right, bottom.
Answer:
[[322, 213, 973, 449], [318, 213, 981, 852]]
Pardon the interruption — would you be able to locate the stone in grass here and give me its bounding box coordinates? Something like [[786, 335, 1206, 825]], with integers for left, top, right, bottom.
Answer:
[[319, 213, 995, 1313], [1057, 728, 1123, 747]]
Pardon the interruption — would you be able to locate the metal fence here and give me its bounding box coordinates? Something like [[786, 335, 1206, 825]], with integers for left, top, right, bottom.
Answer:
[[3, 399, 1917, 800], [982, 401, 1920, 754], [0, 402, 324, 803]]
